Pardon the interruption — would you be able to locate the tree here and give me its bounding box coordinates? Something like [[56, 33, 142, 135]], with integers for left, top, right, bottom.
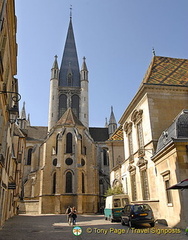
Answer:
[[104, 185, 124, 197]]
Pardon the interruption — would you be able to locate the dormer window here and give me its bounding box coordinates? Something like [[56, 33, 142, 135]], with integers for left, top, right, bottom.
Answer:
[[67, 73, 72, 86]]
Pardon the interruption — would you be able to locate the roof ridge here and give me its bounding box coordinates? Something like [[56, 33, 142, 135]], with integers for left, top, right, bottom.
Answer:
[[56, 108, 84, 127], [142, 56, 156, 84]]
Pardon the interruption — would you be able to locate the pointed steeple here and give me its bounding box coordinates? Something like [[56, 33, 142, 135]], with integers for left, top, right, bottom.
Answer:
[[81, 56, 88, 71], [80, 57, 88, 82], [109, 106, 116, 125], [51, 55, 59, 79], [21, 102, 26, 120], [108, 106, 117, 137], [105, 118, 108, 128], [18, 102, 30, 129], [59, 17, 80, 87], [27, 114, 31, 126]]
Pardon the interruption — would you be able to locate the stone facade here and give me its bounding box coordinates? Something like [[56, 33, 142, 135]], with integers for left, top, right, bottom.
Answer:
[[109, 56, 188, 228], [18, 15, 117, 214], [22, 109, 99, 214], [0, 0, 25, 227], [151, 110, 188, 228]]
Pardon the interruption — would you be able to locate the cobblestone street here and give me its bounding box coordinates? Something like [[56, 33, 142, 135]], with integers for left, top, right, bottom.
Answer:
[[0, 214, 188, 240]]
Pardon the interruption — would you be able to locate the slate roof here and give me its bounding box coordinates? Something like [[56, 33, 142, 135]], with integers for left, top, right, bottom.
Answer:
[[142, 56, 188, 87], [26, 126, 48, 141], [108, 125, 123, 141], [59, 18, 80, 87], [89, 127, 109, 142], [156, 110, 188, 152]]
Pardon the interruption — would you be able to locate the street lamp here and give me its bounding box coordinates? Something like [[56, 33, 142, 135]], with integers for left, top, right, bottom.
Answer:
[[9, 105, 19, 123], [0, 90, 21, 123]]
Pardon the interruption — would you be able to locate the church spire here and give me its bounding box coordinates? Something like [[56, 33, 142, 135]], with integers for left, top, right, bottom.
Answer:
[[59, 15, 80, 87], [48, 12, 89, 129], [21, 101, 26, 120], [108, 106, 117, 137], [18, 102, 30, 129]]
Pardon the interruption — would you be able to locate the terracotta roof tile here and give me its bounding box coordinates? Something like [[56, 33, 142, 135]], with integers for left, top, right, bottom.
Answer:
[[142, 56, 188, 86], [108, 125, 123, 141]]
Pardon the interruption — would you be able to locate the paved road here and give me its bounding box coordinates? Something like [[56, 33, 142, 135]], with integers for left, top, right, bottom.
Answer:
[[0, 214, 187, 240]]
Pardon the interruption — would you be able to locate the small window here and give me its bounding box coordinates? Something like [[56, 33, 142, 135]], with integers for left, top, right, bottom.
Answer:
[[65, 158, 73, 165], [165, 180, 172, 204], [27, 148, 32, 165], [122, 198, 129, 206], [53, 158, 57, 166], [161, 171, 173, 206], [81, 159, 85, 166], [113, 199, 121, 207]]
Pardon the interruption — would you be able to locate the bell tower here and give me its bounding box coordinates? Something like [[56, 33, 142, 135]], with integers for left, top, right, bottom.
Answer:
[[48, 14, 89, 131]]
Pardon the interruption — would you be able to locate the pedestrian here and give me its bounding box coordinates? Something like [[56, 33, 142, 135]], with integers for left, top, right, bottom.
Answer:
[[16, 205, 19, 215], [65, 206, 72, 223], [71, 206, 77, 225]]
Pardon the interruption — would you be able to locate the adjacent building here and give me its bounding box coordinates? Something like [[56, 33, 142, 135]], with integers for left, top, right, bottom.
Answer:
[[0, 0, 25, 227], [109, 55, 188, 228]]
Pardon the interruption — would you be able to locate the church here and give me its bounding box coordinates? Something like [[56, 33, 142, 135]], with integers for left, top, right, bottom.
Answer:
[[18, 14, 117, 214]]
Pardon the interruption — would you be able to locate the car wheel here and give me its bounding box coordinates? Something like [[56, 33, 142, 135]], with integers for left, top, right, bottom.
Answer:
[[121, 219, 125, 226], [150, 222, 155, 227]]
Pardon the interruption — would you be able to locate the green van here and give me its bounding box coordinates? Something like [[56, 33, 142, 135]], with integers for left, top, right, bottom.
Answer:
[[104, 194, 129, 222]]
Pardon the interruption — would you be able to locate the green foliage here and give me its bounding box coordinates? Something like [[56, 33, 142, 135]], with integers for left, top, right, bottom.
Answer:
[[104, 185, 124, 197]]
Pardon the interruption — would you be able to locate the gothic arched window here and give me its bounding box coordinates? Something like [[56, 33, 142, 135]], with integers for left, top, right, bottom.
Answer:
[[52, 172, 56, 194], [66, 132, 72, 153], [56, 134, 59, 154], [71, 95, 79, 118], [103, 148, 109, 166], [82, 172, 85, 193], [59, 94, 67, 119], [66, 172, 72, 193], [27, 148, 32, 165]]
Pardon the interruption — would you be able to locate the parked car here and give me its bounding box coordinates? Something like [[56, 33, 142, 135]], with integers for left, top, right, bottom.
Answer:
[[104, 194, 129, 222], [121, 204, 155, 227]]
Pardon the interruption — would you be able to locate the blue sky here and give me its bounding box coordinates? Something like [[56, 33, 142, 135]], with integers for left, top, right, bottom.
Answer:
[[15, 0, 188, 127]]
